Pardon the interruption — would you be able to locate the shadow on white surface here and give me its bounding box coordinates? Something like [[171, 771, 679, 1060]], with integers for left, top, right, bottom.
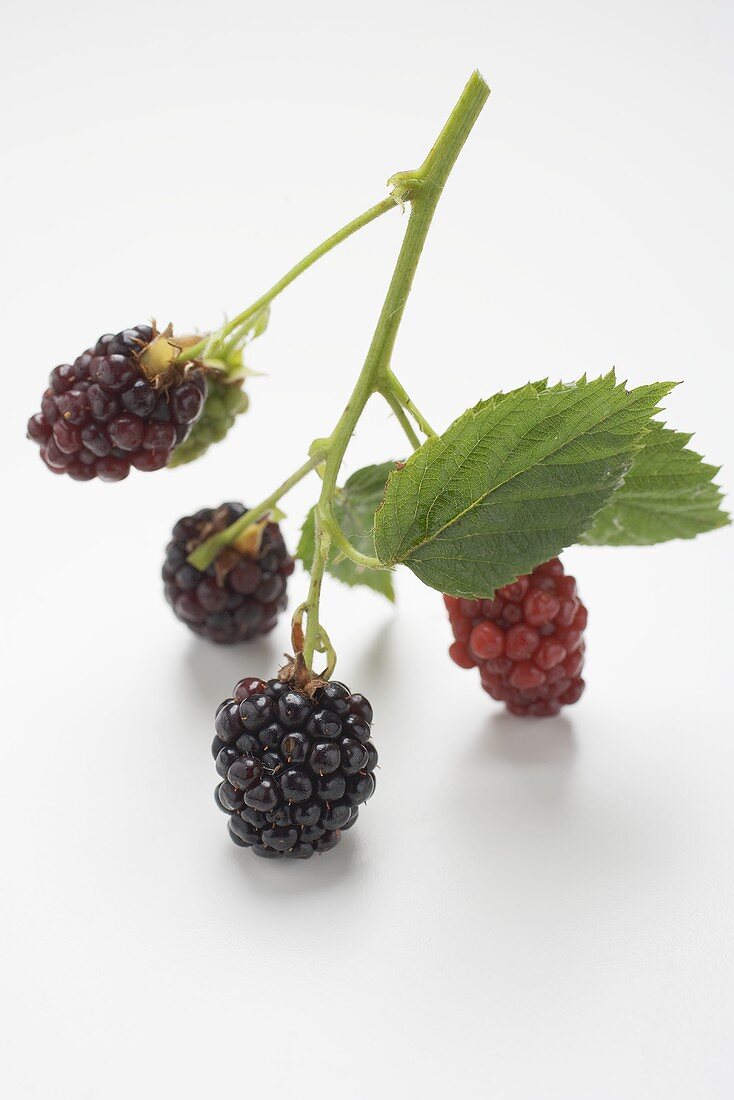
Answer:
[[452, 707, 670, 896], [180, 615, 397, 707], [480, 711, 578, 767], [347, 617, 397, 688], [182, 632, 283, 704]]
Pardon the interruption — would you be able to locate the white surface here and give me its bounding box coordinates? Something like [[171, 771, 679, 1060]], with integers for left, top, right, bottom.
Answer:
[[1, 2, 733, 1097]]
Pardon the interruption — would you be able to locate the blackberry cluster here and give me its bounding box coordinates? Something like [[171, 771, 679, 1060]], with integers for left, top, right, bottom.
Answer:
[[213, 675, 378, 858], [444, 558, 587, 717], [168, 378, 249, 467], [163, 503, 294, 643], [27, 324, 207, 481]]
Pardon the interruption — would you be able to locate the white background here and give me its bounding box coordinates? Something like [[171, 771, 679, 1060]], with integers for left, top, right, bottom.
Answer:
[[1, 1, 733, 1097]]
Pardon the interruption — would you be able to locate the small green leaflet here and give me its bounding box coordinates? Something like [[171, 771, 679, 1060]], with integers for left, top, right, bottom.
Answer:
[[297, 462, 397, 602], [580, 421, 729, 545], [373, 374, 674, 598]]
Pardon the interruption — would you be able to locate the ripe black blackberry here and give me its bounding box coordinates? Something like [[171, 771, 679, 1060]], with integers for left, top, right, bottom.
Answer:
[[444, 557, 587, 717], [27, 324, 207, 481], [212, 672, 377, 858], [164, 502, 294, 643]]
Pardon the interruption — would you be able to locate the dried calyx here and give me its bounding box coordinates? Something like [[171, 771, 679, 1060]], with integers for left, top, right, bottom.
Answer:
[[138, 323, 217, 390]]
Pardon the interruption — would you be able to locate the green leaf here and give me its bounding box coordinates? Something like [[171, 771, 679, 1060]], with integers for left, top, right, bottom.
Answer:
[[374, 374, 674, 598], [580, 421, 729, 545], [297, 463, 397, 601]]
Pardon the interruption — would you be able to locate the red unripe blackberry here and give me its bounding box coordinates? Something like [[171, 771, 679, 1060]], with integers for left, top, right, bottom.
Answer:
[[212, 673, 377, 858], [444, 557, 587, 717], [27, 324, 207, 480], [163, 503, 295, 644]]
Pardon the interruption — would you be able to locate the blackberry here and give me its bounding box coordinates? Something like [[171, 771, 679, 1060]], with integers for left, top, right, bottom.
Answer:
[[168, 377, 249, 467], [444, 558, 587, 717], [27, 324, 207, 481], [213, 673, 378, 858], [163, 502, 294, 643]]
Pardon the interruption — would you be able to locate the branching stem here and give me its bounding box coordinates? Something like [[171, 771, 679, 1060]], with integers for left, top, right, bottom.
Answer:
[[180, 196, 398, 363], [300, 72, 489, 668], [381, 387, 421, 449], [187, 71, 490, 673], [382, 370, 438, 439], [188, 454, 323, 571]]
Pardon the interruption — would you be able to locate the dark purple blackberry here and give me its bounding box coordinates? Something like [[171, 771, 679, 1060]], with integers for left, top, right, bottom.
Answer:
[[212, 674, 378, 858], [27, 324, 207, 481], [164, 503, 295, 644]]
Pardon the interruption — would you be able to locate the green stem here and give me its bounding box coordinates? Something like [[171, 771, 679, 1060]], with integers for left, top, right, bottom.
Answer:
[[301, 511, 332, 670], [300, 71, 489, 668], [180, 196, 397, 363], [188, 453, 323, 571], [382, 369, 438, 439], [382, 387, 421, 449], [187, 71, 490, 672], [321, 507, 382, 569]]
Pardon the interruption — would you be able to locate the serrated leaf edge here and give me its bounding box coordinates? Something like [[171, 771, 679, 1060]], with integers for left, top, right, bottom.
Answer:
[[375, 373, 675, 568]]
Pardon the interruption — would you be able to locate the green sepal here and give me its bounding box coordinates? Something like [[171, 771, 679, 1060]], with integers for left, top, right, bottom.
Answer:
[[169, 308, 269, 468]]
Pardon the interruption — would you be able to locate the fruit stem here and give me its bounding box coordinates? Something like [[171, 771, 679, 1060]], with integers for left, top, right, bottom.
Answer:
[[188, 453, 323, 571], [300, 71, 490, 669], [382, 388, 421, 449], [180, 196, 398, 363], [382, 369, 437, 439], [297, 507, 333, 669]]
